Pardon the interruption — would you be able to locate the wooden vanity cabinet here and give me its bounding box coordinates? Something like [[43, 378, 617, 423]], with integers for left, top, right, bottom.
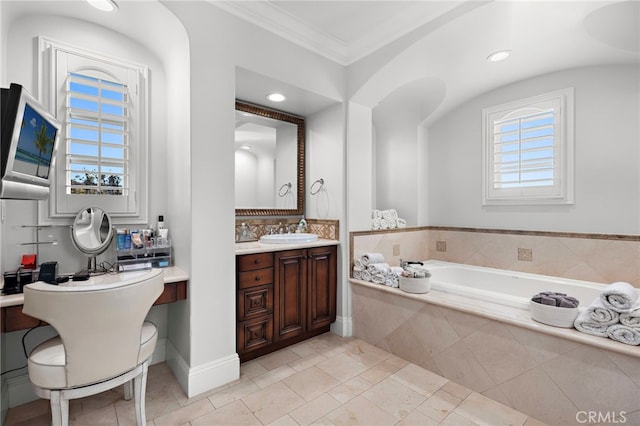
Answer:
[[237, 245, 337, 362]]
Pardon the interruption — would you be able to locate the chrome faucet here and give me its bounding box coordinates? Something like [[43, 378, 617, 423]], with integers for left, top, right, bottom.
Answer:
[[277, 222, 284, 234]]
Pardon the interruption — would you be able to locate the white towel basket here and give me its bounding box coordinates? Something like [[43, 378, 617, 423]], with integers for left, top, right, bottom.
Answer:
[[399, 276, 431, 294], [529, 300, 579, 328]]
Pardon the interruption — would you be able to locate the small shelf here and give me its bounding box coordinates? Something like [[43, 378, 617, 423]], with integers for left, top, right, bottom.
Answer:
[[116, 244, 171, 269]]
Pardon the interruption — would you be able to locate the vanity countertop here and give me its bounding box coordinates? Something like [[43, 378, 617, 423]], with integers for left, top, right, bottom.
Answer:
[[0, 266, 189, 308], [235, 238, 339, 255]]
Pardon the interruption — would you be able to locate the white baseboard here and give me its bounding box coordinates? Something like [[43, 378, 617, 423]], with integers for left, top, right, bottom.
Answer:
[[6, 338, 169, 409], [165, 340, 240, 398], [331, 315, 353, 337]]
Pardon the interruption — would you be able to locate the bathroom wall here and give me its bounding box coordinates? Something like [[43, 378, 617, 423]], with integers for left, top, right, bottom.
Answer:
[[350, 227, 640, 288], [427, 64, 640, 235]]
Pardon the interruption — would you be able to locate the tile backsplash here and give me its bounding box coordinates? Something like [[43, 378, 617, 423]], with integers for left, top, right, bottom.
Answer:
[[351, 227, 640, 287]]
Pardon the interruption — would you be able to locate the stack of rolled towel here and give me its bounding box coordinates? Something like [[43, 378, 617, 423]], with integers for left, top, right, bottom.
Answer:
[[573, 281, 640, 346], [352, 252, 404, 288], [371, 209, 407, 230]]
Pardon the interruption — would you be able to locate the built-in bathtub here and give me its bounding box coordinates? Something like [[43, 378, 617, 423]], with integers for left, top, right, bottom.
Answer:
[[426, 260, 605, 310], [349, 261, 640, 426]]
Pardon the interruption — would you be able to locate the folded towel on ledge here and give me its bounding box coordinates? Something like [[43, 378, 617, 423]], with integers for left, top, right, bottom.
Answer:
[[352, 269, 363, 280], [371, 274, 386, 285], [387, 267, 404, 279], [380, 218, 390, 229], [573, 308, 609, 337], [583, 298, 620, 326], [607, 324, 640, 345], [361, 269, 372, 282], [600, 282, 639, 313], [371, 218, 381, 230], [385, 277, 399, 288], [531, 291, 579, 308], [372, 210, 382, 220], [382, 209, 398, 221], [396, 218, 407, 228], [367, 262, 390, 273], [620, 304, 640, 328], [362, 253, 385, 266], [354, 258, 364, 269]]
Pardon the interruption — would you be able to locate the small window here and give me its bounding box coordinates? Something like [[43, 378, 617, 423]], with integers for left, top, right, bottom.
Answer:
[[482, 88, 574, 205], [39, 37, 148, 223]]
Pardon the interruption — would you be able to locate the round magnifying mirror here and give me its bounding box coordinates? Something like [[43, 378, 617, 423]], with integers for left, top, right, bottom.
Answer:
[[70, 207, 114, 256]]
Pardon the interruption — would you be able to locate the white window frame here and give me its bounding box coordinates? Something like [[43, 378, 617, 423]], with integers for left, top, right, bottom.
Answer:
[[38, 37, 149, 224], [482, 88, 574, 205]]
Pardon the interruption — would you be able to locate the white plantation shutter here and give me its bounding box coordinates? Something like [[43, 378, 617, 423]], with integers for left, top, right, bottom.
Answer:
[[482, 88, 574, 205], [66, 72, 129, 195], [41, 37, 149, 222]]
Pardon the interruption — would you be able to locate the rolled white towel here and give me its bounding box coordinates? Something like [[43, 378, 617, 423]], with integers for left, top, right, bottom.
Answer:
[[585, 298, 619, 326], [607, 324, 640, 345], [386, 266, 404, 280], [600, 282, 639, 312], [620, 304, 640, 328], [361, 269, 372, 282], [361, 253, 385, 266], [371, 218, 381, 230], [396, 218, 407, 228], [371, 273, 386, 285], [388, 219, 397, 229], [573, 308, 609, 337], [354, 258, 364, 269], [385, 277, 399, 288], [380, 218, 390, 229], [372, 209, 382, 219], [367, 262, 390, 274], [382, 209, 394, 220], [353, 269, 363, 280]]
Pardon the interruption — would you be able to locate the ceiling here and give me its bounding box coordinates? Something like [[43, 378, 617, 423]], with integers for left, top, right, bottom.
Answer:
[[213, 0, 466, 65]]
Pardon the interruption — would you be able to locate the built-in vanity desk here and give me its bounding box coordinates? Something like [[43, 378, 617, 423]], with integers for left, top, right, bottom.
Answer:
[[0, 267, 188, 333], [235, 239, 338, 362]]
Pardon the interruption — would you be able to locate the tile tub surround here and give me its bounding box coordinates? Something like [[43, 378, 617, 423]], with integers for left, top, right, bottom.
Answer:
[[350, 280, 640, 426], [350, 227, 640, 287]]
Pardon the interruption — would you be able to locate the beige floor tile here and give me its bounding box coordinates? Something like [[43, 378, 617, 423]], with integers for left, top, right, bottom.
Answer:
[[395, 409, 439, 426], [3, 412, 51, 426], [454, 392, 528, 426], [153, 398, 214, 425], [252, 364, 297, 388], [283, 365, 341, 401], [391, 363, 449, 398], [69, 403, 118, 425], [190, 400, 261, 426], [240, 359, 269, 380], [344, 340, 391, 368], [258, 348, 302, 371], [317, 352, 369, 382], [361, 377, 426, 420], [288, 352, 328, 371], [440, 411, 480, 426], [3, 398, 50, 425], [523, 416, 549, 426], [309, 418, 337, 426], [207, 377, 261, 408], [359, 354, 408, 385], [441, 380, 472, 400], [268, 414, 300, 425], [242, 381, 306, 424], [415, 389, 461, 422], [325, 395, 399, 426], [289, 393, 342, 426], [327, 376, 372, 404]]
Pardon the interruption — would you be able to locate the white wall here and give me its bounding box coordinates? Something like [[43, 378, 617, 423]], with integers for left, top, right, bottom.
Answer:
[[427, 64, 640, 234]]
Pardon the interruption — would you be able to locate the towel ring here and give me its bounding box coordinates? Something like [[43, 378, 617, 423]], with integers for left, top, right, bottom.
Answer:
[[310, 178, 324, 195], [278, 182, 292, 197]]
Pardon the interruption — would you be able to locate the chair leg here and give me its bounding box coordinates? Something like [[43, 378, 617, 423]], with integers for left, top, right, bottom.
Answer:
[[124, 380, 133, 400], [133, 361, 149, 426], [50, 391, 69, 426]]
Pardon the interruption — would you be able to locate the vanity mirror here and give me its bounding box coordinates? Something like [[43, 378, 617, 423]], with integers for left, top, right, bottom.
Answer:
[[235, 101, 304, 216], [70, 207, 114, 271]]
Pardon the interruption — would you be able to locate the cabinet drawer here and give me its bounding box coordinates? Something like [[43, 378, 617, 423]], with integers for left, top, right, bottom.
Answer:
[[238, 253, 273, 272], [238, 268, 273, 289], [238, 315, 273, 353], [238, 284, 273, 321]]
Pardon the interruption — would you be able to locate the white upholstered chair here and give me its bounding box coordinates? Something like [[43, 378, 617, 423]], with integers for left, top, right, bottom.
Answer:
[[22, 269, 164, 426]]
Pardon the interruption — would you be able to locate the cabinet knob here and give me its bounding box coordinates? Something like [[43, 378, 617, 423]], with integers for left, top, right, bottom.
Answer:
[[254, 259, 261, 264], [255, 276, 261, 281]]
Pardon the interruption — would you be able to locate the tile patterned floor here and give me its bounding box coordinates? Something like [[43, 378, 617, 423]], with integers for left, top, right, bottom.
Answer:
[[4, 333, 547, 425]]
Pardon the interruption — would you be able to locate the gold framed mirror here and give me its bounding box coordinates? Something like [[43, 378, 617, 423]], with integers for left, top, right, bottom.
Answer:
[[235, 101, 305, 216]]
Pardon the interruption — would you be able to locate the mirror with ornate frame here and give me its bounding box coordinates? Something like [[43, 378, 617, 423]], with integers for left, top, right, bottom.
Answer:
[[235, 101, 304, 216]]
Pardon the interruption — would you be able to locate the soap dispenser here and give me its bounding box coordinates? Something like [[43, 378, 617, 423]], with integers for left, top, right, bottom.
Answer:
[[298, 216, 307, 233]]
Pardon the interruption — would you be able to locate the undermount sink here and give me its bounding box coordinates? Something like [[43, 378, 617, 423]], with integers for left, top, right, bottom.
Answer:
[[260, 233, 319, 244]]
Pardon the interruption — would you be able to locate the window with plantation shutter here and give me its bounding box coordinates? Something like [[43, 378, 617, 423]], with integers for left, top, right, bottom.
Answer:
[[66, 72, 129, 196], [482, 88, 574, 205], [39, 37, 149, 223]]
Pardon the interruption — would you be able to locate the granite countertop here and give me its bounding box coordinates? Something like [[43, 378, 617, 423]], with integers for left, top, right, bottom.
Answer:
[[235, 238, 339, 255]]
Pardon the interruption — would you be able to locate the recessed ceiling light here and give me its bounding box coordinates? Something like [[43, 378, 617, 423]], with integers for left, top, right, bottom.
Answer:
[[86, 0, 118, 12], [266, 93, 286, 102], [487, 50, 512, 62]]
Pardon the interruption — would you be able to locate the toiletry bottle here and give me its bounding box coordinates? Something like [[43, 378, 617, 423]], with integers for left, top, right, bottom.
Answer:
[[298, 216, 307, 233], [157, 215, 165, 231]]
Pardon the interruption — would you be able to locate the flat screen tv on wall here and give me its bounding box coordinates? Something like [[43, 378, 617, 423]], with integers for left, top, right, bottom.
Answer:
[[1, 83, 61, 200]]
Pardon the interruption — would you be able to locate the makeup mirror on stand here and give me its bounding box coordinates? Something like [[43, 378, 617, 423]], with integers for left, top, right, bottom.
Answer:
[[70, 207, 114, 273]]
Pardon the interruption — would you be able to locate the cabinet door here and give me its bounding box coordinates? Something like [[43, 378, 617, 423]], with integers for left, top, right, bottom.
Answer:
[[307, 246, 337, 331], [274, 249, 306, 341]]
